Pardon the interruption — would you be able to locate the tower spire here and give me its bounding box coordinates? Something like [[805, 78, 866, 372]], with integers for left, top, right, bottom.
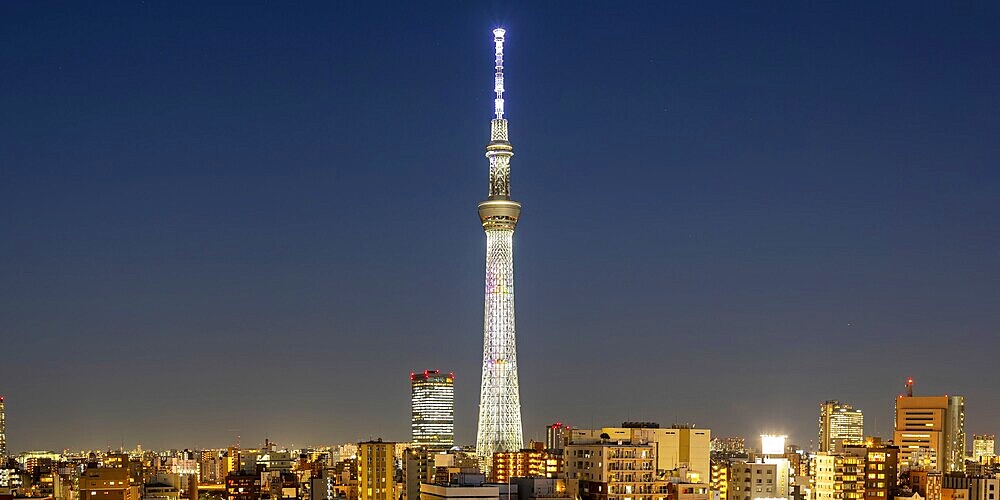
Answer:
[[493, 28, 506, 120]]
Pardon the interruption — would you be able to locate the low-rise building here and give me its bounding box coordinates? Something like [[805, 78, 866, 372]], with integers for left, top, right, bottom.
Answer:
[[565, 442, 655, 500], [79, 467, 139, 500]]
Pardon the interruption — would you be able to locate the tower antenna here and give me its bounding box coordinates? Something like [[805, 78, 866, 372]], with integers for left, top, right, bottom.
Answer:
[[493, 28, 506, 120]]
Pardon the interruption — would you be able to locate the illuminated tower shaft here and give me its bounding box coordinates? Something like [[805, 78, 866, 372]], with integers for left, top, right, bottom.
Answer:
[[475, 28, 523, 470], [0, 396, 6, 459]]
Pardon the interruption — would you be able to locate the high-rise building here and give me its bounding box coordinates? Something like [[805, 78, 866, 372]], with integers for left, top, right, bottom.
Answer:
[[819, 401, 864, 452], [972, 435, 995, 463], [0, 396, 5, 459], [358, 440, 395, 500], [411, 370, 455, 450], [546, 423, 571, 452], [894, 384, 965, 472], [475, 27, 524, 471]]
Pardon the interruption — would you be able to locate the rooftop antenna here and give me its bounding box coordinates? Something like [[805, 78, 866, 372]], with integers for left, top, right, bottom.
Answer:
[[493, 28, 506, 120], [905, 377, 914, 397]]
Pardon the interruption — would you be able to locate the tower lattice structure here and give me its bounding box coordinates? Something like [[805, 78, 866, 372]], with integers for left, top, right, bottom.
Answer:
[[475, 28, 524, 471]]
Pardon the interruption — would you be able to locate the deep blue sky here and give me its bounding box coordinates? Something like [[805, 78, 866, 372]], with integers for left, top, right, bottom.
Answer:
[[2, 2, 998, 452]]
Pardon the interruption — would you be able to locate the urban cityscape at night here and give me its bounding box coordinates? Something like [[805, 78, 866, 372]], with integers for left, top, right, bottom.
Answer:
[[2, 4, 998, 500]]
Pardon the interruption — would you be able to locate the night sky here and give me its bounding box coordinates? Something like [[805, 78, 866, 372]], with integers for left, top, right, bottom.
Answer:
[[2, 2, 999, 452]]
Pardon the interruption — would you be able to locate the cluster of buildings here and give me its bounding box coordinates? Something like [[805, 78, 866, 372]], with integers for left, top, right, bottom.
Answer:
[[1, 23, 998, 500]]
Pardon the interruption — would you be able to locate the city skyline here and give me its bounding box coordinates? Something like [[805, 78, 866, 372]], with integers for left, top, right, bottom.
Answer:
[[2, 2, 999, 452]]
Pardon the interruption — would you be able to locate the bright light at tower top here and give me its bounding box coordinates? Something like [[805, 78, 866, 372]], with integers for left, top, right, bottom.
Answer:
[[493, 27, 506, 120]]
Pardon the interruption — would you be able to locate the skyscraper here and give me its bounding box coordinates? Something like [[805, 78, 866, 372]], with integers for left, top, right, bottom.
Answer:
[[818, 400, 864, 452], [546, 423, 570, 452], [475, 27, 524, 470], [411, 370, 455, 450], [893, 382, 965, 472]]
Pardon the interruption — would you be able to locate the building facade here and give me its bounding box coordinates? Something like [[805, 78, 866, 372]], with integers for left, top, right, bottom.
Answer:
[[359, 440, 396, 500], [564, 442, 655, 500], [405, 448, 436, 500], [412, 370, 456, 450], [547, 423, 571, 452], [894, 394, 965, 472], [583, 425, 711, 483], [709, 459, 728, 500], [819, 401, 865, 453], [728, 461, 779, 500], [492, 445, 562, 482], [844, 440, 900, 500], [972, 435, 995, 463], [79, 467, 139, 500]]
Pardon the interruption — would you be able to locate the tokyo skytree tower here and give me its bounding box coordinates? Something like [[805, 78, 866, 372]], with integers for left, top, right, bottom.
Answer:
[[475, 27, 524, 470]]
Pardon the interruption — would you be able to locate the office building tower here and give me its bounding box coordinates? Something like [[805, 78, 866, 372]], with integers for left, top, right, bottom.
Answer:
[[546, 423, 571, 452], [359, 440, 395, 500], [411, 370, 455, 450], [972, 435, 995, 463], [475, 27, 524, 471], [819, 401, 864, 452], [894, 384, 965, 472]]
